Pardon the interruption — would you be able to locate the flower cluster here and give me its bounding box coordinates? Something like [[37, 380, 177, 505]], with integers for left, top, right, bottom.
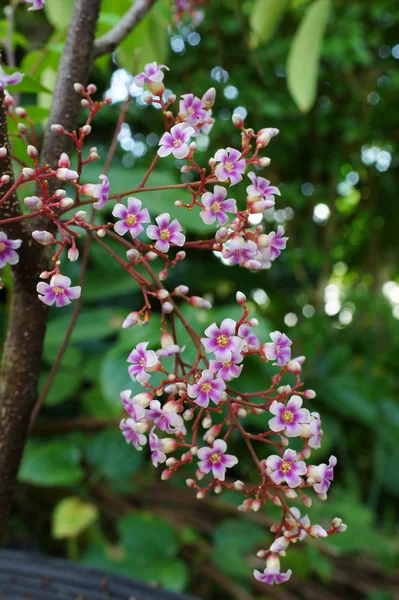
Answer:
[[0, 60, 345, 586]]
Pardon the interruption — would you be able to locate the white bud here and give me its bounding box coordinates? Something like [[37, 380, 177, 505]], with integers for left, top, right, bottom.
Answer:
[[51, 124, 64, 133], [236, 291, 246, 304], [32, 230, 54, 246], [74, 210, 87, 222], [126, 248, 140, 261], [15, 107, 27, 118], [24, 196, 42, 210], [156, 289, 169, 300], [81, 124, 91, 135], [174, 285, 189, 296], [0, 147, 7, 158], [97, 228, 106, 238], [27, 145, 38, 158], [22, 167, 35, 178], [304, 389, 316, 399], [162, 302, 174, 314], [74, 83, 85, 94], [60, 197, 74, 209], [68, 247, 79, 262]]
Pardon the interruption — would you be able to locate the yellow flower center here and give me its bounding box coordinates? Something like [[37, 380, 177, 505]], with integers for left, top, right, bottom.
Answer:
[[188, 107, 195, 114], [201, 382, 212, 393], [224, 161, 233, 173], [52, 286, 64, 295], [210, 453, 221, 464], [280, 460, 292, 474], [173, 139, 182, 147], [0, 243, 5, 252], [217, 334, 229, 347], [282, 410, 294, 423], [222, 361, 232, 368], [211, 201, 221, 212], [160, 229, 170, 241], [126, 214, 137, 226]]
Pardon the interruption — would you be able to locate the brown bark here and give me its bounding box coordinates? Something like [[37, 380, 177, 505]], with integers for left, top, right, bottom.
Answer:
[[0, 0, 102, 543]]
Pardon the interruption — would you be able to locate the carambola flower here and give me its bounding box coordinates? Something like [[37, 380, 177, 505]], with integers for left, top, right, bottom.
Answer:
[[0, 67, 23, 91], [197, 439, 238, 481], [254, 555, 292, 585], [209, 352, 243, 381], [247, 172, 280, 202], [113, 197, 150, 238], [0, 232, 22, 268], [120, 418, 147, 450], [264, 331, 292, 366], [269, 395, 310, 437], [92, 174, 109, 210], [221, 235, 258, 266], [134, 62, 169, 87], [145, 400, 182, 433], [157, 123, 195, 159], [127, 341, 158, 385], [201, 318, 244, 362], [147, 213, 185, 252], [199, 186, 237, 226], [310, 455, 337, 495], [266, 449, 307, 488], [238, 323, 260, 350], [266, 225, 288, 260], [187, 370, 226, 407], [149, 428, 167, 467], [120, 389, 146, 422], [36, 275, 81, 307], [179, 93, 207, 126], [214, 147, 246, 186]]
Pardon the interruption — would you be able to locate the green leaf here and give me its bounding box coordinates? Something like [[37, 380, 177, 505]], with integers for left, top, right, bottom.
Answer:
[[39, 369, 83, 406], [118, 512, 179, 559], [212, 519, 265, 579], [52, 497, 98, 539], [249, 0, 289, 48], [45, 308, 123, 348], [44, 0, 74, 28], [85, 428, 143, 480], [19, 439, 83, 487], [287, 0, 331, 112], [2, 69, 51, 94]]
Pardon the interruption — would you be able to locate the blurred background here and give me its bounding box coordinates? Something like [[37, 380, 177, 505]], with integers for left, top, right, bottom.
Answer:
[[1, 0, 399, 598]]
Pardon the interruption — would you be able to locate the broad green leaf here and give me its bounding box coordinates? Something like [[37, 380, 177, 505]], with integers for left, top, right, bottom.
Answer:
[[44, 308, 123, 348], [250, 0, 289, 48], [118, 512, 179, 559], [85, 428, 143, 480], [52, 497, 98, 539], [39, 369, 83, 406], [45, 0, 74, 28], [287, 0, 331, 112], [19, 439, 83, 486], [212, 519, 265, 579]]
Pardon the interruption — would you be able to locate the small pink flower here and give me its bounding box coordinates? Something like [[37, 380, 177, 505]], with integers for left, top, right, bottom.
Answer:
[[0, 67, 23, 91], [201, 318, 244, 362], [179, 93, 207, 126], [247, 172, 280, 203], [209, 353, 243, 381], [0, 232, 22, 268], [266, 225, 288, 260], [214, 147, 246, 186], [264, 331, 292, 366], [266, 449, 306, 488], [269, 395, 310, 437], [158, 123, 195, 159], [56, 168, 79, 181], [238, 323, 260, 350], [112, 197, 150, 238], [254, 557, 292, 585], [312, 455, 337, 495], [120, 389, 146, 422], [308, 412, 322, 448], [187, 370, 226, 408], [92, 175, 109, 210], [149, 428, 167, 467], [134, 62, 169, 87], [120, 418, 147, 451], [147, 213, 185, 252], [146, 400, 181, 433], [36, 275, 81, 307], [221, 235, 258, 266], [197, 439, 238, 481], [199, 186, 237, 226], [127, 341, 158, 385]]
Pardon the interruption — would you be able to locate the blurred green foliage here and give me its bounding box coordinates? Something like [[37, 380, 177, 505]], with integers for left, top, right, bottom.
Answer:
[[1, 0, 399, 597]]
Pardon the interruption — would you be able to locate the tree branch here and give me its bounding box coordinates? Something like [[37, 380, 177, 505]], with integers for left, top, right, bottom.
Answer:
[[93, 0, 157, 58]]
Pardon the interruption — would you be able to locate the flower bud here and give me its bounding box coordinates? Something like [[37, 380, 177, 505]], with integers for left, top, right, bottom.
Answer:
[[27, 145, 38, 158], [81, 99, 90, 108], [270, 536, 289, 553], [161, 469, 172, 481], [215, 227, 228, 242], [189, 296, 212, 309], [332, 517, 347, 533], [40, 271, 51, 279], [134, 392, 153, 408], [196, 490, 205, 499], [87, 83, 97, 94], [258, 156, 271, 167], [159, 269, 168, 281], [257, 127, 279, 148], [162, 302, 174, 314], [166, 457, 178, 467], [67, 247, 79, 262], [81, 124, 92, 136], [309, 525, 328, 538], [58, 152, 70, 168], [22, 167, 35, 178], [145, 251, 157, 262], [266, 554, 280, 571], [32, 230, 55, 246], [248, 317, 258, 327], [174, 284, 189, 296], [96, 228, 106, 238], [236, 291, 246, 304], [24, 196, 42, 210], [51, 124, 64, 133], [17, 123, 28, 133], [1, 175, 11, 185], [56, 168, 79, 181], [304, 389, 316, 399], [252, 500, 261, 512], [180, 165, 190, 173], [174, 200, 183, 207], [148, 81, 165, 96], [202, 416, 212, 429], [232, 113, 244, 128], [202, 87, 216, 109], [103, 96, 112, 105], [186, 478, 196, 488], [74, 210, 87, 222], [0, 147, 7, 158], [156, 289, 169, 301], [122, 311, 139, 328], [74, 82, 85, 94], [285, 489, 297, 499], [302, 495, 312, 508], [175, 251, 186, 261], [126, 248, 140, 261], [15, 107, 27, 118], [286, 360, 302, 374], [60, 197, 74, 209], [234, 480, 245, 491], [183, 409, 194, 421]]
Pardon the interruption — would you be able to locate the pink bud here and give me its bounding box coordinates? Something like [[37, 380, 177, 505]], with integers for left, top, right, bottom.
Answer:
[[236, 291, 247, 304], [186, 478, 196, 488], [309, 525, 328, 538], [175, 251, 186, 262], [174, 285, 189, 296], [15, 107, 27, 118], [304, 389, 316, 399], [73, 83, 85, 94], [86, 83, 97, 94], [202, 87, 216, 109], [22, 168, 35, 178], [215, 227, 228, 242], [60, 197, 74, 209], [32, 230, 54, 246], [0, 147, 7, 158], [257, 127, 279, 147], [68, 247, 79, 262], [81, 99, 90, 108], [156, 289, 169, 300], [56, 168, 79, 181], [81, 125, 91, 136], [161, 469, 172, 481], [74, 210, 87, 222], [58, 152, 70, 168], [126, 249, 139, 261], [145, 251, 157, 262], [17, 123, 28, 133], [122, 311, 139, 328], [159, 269, 168, 281], [51, 124, 65, 134], [162, 302, 174, 314], [189, 296, 212, 309], [27, 145, 38, 158], [232, 113, 244, 128], [1, 175, 11, 185], [24, 196, 43, 210]]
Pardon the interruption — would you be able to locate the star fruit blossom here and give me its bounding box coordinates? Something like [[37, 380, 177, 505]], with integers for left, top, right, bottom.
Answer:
[[199, 185, 237, 226], [134, 62, 169, 86], [221, 235, 258, 266], [157, 123, 195, 159], [254, 555, 292, 586], [197, 439, 238, 481], [0, 232, 22, 268], [0, 67, 23, 92], [127, 342, 158, 385], [36, 275, 81, 307], [214, 147, 246, 186], [268, 395, 310, 437], [146, 213, 185, 252], [179, 93, 207, 126], [112, 197, 150, 238], [187, 369, 226, 407], [264, 330, 292, 366], [266, 449, 307, 488], [22, 0, 46, 9], [120, 419, 147, 450], [80, 174, 109, 210], [247, 172, 281, 202], [201, 318, 244, 362]]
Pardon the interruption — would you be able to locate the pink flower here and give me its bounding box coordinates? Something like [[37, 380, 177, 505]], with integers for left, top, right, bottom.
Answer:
[[269, 395, 310, 437], [127, 341, 158, 385], [0, 67, 23, 91], [201, 318, 244, 362], [92, 175, 109, 210], [199, 186, 237, 226], [214, 147, 246, 186], [120, 390, 146, 422], [22, 0, 46, 9], [145, 400, 181, 433], [266, 225, 288, 260], [147, 213, 185, 252], [254, 562, 292, 585], [312, 456, 337, 495], [156, 344, 184, 357], [238, 323, 260, 350], [308, 412, 322, 448], [197, 439, 238, 481], [134, 62, 169, 87], [179, 93, 207, 126], [247, 172, 280, 204], [158, 123, 195, 159], [112, 197, 150, 238], [187, 370, 226, 408], [0, 232, 22, 268], [266, 449, 307, 488], [36, 275, 81, 307], [209, 352, 243, 381], [120, 418, 147, 451], [149, 428, 167, 467], [264, 331, 292, 366], [221, 235, 258, 266]]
